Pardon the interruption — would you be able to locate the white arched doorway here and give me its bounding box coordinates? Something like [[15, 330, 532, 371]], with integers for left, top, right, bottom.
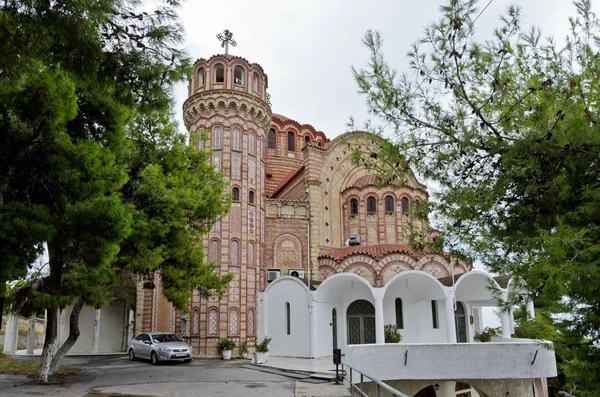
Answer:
[[347, 299, 376, 344]]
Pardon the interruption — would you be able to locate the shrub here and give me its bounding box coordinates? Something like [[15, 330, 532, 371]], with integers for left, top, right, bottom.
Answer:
[[255, 336, 271, 353], [216, 338, 236, 351], [473, 327, 499, 342], [384, 324, 402, 343], [239, 339, 248, 354]]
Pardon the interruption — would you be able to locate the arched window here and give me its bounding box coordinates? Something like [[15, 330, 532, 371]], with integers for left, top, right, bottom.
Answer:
[[228, 309, 239, 335], [350, 198, 359, 216], [268, 129, 276, 149], [395, 298, 404, 329], [253, 72, 260, 92], [367, 196, 377, 213], [214, 64, 224, 83], [248, 190, 255, 204], [304, 135, 311, 145], [234, 66, 245, 85], [231, 127, 242, 151], [232, 187, 240, 202], [207, 307, 219, 336], [286, 302, 291, 335], [230, 239, 240, 266], [401, 197, 409, 214], [287, 131, 295, 152], [197, 67, 205, 87], [385, 195, 394, 213]]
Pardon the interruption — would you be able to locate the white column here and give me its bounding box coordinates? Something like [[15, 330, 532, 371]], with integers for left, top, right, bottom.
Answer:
[[91, 308, 102, 354], [445, 295, 457, 343], [509, 308, 515, 334], [437, 381, 456, 397], [526, 300, 535, 320], [374, 290, 385, 344], [128, 309, 135, 340], [26, 314, 36, 354], [501, 292, 512, 339], [2, 314, 13, 354], [473, 307, 484, 334]]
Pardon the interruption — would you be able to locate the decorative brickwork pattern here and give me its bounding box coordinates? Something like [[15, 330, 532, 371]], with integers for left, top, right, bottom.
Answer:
[[228, 267, 240, 303], [247, 267, 256, 305], [230, 240, 240, 266], [248, 208, 255, 235], [248, 156, 256, 185], [192, 308, 200, 335], [230, 204, 241, 234], [248, 132, 256, 155], [231, 151, 242, 180]]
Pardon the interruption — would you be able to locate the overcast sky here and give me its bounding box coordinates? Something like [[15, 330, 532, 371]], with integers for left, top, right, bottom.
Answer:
[[174, 0, 597, 138]]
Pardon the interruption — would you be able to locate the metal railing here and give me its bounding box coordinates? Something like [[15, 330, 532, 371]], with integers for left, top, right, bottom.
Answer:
[[342, 362, 409, 397]]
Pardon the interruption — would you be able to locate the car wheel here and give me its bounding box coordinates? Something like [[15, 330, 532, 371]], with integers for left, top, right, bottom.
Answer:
[[128, 349, 136, 361], [151, 351, 159, 365], [184, 359, 191, 363]]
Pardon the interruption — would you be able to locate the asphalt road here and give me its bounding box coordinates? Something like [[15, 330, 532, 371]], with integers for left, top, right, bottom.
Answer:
[[0, 355, 296, 397]]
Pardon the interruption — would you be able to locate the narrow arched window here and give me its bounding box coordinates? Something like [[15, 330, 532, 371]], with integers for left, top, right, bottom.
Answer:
[[350, 198, 358, 216], [286, 302, 291, 335], [232, 187, 240, 202], [198, 67, 205, 87], [401, 197, 409, 214], [234, 66, 244, 85], [385, 195, 394, 213], [287, 131, 295, 152], [214, 64, 224, 83], [253, 72, 260, 92], [268, 129, 276, 149], [305, 135, 311, 145], [248, 190, 255, 204], [395, 298, 404, 329], [367, 197, 376, 214]]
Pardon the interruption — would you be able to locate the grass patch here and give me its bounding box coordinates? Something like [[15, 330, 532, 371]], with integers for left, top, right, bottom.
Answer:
[[0, 354, 79, 377]]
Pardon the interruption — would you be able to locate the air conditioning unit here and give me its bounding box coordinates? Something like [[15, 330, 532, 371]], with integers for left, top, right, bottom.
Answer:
[[348, 234, 361, 246], [267, 270, 280, 282], [289, 270, 305, 278]]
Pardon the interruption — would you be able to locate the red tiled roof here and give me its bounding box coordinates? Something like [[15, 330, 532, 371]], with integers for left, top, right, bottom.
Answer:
[[350, 174, 377, 189], [270, 166, 305, 198], [319, 244, 419, 263]]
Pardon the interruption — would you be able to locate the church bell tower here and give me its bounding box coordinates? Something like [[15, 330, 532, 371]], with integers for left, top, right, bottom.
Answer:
[[182, 31, 271, 355]]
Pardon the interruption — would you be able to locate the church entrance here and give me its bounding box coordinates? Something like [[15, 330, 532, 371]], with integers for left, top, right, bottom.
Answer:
[[347, 299, 376, 345], [454, 301, 468, 343]]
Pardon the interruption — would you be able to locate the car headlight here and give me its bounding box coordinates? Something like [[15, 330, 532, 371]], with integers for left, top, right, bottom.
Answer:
[[158, 347, 171, 352]]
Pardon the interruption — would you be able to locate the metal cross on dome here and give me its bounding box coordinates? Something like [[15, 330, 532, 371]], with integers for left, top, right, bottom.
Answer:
[[217, 29, 237, 55]]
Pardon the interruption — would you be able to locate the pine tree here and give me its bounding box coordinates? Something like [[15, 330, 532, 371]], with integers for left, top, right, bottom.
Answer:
[[353, 1, 600, 394]]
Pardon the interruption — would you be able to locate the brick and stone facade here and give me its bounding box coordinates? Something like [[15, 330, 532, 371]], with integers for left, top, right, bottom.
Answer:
[[135, 52, 471, 356]]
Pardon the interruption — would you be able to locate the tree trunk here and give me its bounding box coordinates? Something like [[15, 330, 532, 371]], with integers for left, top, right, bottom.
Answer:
[[0, 297, 4, 332], [37, 307, 58, 383], [37, 240, 63, 383], [48, 298, 84, 375]]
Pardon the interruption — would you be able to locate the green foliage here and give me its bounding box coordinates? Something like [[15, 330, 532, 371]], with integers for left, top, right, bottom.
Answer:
[[354, 1, 600, 394], [0, 0, 227, 378], [473, 327, 499, 342], [216, 338, 236, 351], [384, 324, 402, 343], [239, 339, 248, 354], [255, 336, 272, 353]]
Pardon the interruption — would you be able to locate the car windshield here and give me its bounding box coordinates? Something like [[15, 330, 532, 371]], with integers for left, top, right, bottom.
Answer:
[[152, 334, 183, 343]]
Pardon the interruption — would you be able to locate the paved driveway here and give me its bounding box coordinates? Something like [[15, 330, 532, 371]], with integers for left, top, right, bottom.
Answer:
[[0, 356, 296, 397]]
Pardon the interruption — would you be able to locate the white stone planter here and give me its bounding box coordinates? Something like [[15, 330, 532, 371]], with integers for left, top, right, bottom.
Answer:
[[253, 351, 267, 364], [222, 350, 232, 360]]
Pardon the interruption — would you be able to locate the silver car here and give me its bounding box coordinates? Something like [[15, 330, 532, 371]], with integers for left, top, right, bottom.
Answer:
[[128, 332, 192, 365]]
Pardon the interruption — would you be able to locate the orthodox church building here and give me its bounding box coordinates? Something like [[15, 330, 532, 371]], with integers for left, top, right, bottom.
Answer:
[[3, 51, 555, 397]]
